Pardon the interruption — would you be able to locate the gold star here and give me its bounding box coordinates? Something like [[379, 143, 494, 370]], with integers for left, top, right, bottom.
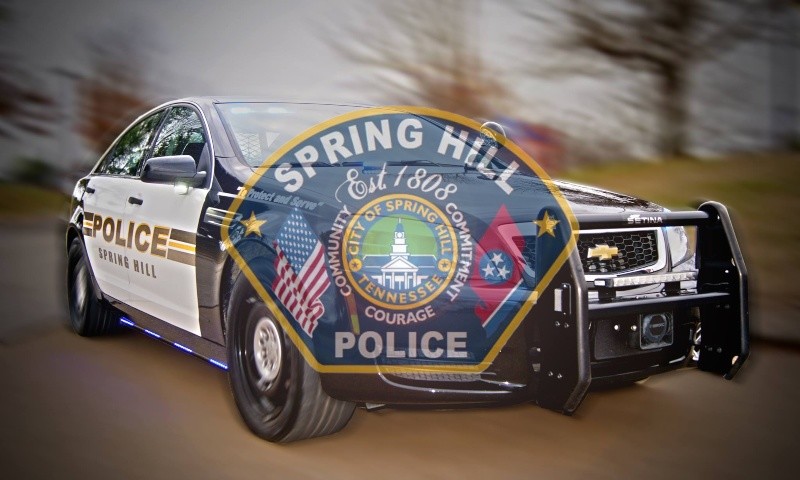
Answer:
[[348, 258, 362, 272], [534, 210, 559, 237], [240, 212, 266, 237]]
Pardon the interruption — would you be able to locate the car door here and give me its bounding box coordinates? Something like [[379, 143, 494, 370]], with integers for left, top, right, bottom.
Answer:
[[124, 105, 211, 336], [82, 110, 165, 302]]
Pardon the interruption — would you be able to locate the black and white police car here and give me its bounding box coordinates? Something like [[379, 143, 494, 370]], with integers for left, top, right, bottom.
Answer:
[[66, 97, 749, 442]]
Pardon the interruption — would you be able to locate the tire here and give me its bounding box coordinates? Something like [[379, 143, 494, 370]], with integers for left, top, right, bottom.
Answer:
[[67, 238, 118, 336], [226, 266, 355, 443]]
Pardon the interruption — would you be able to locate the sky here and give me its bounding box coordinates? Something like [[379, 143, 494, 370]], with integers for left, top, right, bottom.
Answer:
[[1, 0, 796, 169]]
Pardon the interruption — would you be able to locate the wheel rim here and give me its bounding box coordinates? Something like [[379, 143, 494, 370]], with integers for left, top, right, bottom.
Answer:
[[69, 258, 91, 328], [236, 301, 291, 421], [253, 316, 283, 389], [690, 325, 702, 362], [74, 263, 88, 315]]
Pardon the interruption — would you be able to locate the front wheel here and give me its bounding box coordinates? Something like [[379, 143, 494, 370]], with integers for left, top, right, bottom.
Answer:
[[226, 268, 355, 442]]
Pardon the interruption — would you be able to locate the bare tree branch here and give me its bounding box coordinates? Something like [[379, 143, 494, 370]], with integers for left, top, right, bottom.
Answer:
[[76, 26, 158, 154], [518, 0, 772, 158], [695, 0, 772, 59], [0, 6, 55, 139], [327, 0, 512, 119]]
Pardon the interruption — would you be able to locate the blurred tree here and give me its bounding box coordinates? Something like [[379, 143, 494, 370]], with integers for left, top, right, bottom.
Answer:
[[0, 4, 55, 138], [330, 0, 511, 119], [521, 0, 771, 158], [77, 26, 158, 154], [9, 156, 58, 187]]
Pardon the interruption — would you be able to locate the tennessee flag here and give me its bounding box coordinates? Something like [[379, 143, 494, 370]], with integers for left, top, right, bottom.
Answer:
[[470, 205, 523, 324]]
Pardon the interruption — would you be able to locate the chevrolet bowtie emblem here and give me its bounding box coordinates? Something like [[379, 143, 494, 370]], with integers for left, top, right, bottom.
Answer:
[[588, 244, 619, 261]]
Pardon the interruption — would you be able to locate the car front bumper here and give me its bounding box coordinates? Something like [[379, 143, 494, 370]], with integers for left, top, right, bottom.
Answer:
[[320, 202, 749, 412]]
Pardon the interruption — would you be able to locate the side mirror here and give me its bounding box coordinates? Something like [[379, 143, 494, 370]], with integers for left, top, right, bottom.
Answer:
[[141, 155, 207, 187]]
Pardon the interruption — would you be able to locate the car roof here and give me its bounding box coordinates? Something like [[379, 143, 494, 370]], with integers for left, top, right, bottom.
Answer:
[[173, 96, 373, 109]]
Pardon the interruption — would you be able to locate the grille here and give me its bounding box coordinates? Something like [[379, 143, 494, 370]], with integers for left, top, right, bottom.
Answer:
[[516, 230, 659, 275], [579, 230, 658, 274]]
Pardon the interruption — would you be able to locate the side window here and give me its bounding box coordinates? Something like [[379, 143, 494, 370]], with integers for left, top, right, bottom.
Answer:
[[151, 106, 207, 165], [98, 111, 164, 176]]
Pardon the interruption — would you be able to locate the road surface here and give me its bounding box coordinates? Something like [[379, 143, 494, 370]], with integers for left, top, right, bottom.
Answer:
[[1, 222, 797, 479]]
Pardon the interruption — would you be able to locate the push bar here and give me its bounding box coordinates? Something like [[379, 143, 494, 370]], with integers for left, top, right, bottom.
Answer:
[[575, 210, 710, 229], [533, 201, 749, 415]]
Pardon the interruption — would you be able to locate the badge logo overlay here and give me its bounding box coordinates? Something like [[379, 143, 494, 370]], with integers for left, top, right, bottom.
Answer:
[[222, 107, 578, 373]]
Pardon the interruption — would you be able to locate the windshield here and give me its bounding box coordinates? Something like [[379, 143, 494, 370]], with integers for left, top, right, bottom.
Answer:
[[216, 102, 514, 173], [217, 102, 358, 167]]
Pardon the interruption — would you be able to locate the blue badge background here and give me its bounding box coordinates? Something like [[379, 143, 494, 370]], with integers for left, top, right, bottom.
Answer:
[[226, 109, 574, 369]]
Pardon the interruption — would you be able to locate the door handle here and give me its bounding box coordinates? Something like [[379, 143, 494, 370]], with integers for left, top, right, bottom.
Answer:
[[85, 186, 95, 194], [128, 196, 143, 205]]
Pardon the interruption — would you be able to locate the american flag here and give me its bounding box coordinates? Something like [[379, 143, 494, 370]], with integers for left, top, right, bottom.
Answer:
[[272, 209, 331, 337]]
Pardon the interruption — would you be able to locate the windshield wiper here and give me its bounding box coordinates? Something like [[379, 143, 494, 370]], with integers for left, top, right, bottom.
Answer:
[[385, 159, 459, 167]]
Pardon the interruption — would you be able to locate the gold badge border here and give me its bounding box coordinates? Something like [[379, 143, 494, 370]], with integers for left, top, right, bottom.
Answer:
[[221, 106, 579, 374]]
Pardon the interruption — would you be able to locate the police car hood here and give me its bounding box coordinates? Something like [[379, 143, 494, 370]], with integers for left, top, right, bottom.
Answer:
[[245, 166, 664, 223], [550, 180, 664, 215], [441, 176, 665, 219]]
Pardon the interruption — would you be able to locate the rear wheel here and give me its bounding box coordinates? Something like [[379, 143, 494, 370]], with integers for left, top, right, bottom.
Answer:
[[67, 238, 117, 336], [226, 268, 355, 442]]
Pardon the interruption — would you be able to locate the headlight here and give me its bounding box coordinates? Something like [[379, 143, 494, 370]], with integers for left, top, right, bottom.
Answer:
[[666, 226, 696, 268]]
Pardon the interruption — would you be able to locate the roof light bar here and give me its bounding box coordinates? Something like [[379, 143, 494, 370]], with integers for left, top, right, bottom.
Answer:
[[594, 271, 697, 288]]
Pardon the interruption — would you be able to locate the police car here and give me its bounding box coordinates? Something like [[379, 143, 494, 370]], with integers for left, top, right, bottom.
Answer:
[[66, 97, 749, 442]]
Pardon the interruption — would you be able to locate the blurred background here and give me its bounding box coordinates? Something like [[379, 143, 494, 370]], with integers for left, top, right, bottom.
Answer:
[[1, 0, 797, 337], [0, 1, 799, 477], [2, 0, 798, 172]]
